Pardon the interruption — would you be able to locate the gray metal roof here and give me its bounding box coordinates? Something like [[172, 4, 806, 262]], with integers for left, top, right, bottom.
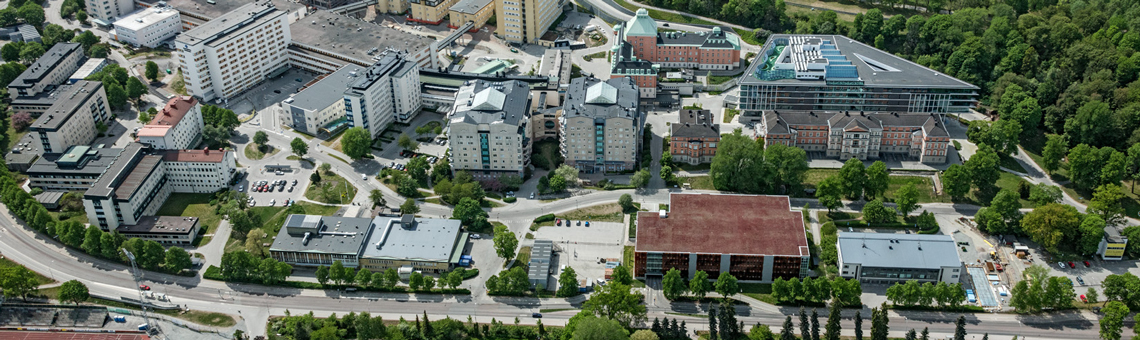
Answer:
[[671, 109, 719, 138], [346, 51, 415, 94], [27, 145, 123, 176], [741, 34, 978, 89], [290, 10, 434, 66], [562, 77, 640, 120], [29, 81, 103, 131], [450, 80, 531, 126], [269, 215, 373, 255], [449, 0, 493, 14], [140, 0, 302, 22], [288, 65, 362, 111], [176, 3, 282, 48], [360, 216, 463, 263], [10, 43, 82, 90], [837, 232, 962, 270], [84, 143, 148, 199], [528, 240, 554, 281]]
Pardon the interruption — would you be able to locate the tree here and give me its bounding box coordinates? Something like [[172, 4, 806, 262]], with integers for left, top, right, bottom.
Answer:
[[144, 61, 159, 81], [330, 261, 348, 286], [18, 42, 44, 63], [572, 315, 630, 340], [854, 311, 863, 340], [243, 228, 268, 257], [422, 276, 436, 291], [942, 164, 972, 200], [445, 270, 463, 289], [126, 77, 146, 102], [0, 266, 39, 300], [1100, 301, 1129, 340], [780, 315, 795, 340], [861, 199, 896, 224], [1102, 273, 1140, 310], [989, 189, 1022, 229], [894, 183, 919, 216], [105, 82, 127, 109], [549, 174, 567, 192], [630, 330, 659, 340], [202, 125, 231, 148], [58, 280, 89, 305], [714, 272, 739, 301], [967, 144, 1001, 204], [342, 127, 371, 159], [1042, 134, 1067, 174], [452, 197, 488, 231], [611, 266, 633, 286], [630, 169, 651, 188], [499, 174, 522, 190], [201, 105, 239, 129], [557, 266, 579, 297], [1028, 183, 1062, 205], [864, 161, 889, 199], [619, 194, 635, 213], [799, 308, 810, 340], [661, 268, 686, 301], [953, 316, 966, 340], [816, 176, 844, 212], [291, 138, 308, 157], [493, 224, 518, 260], [254, 131, 269, 147], [555, 165, 580, 186], [315, 266, 330, 285], [17, 2, 44, 27], [838, 158, 866, 199], [824, 298, 841, 340], [689, 270, 710, 300], [1089, 184, 1125, 225], [583, 283, 647, 328], [870, 303, 888, 340], [1021, 203, 1082, 253], [1087, 287, 1099, 304], [310, 171, 322, 185], [369, 190, 386, 208], [1078, 215, 1107, 255], [383, 268, 399, 289], [400, 198, 419, 215], [397, 133, 417, 152], [81, 225, 102, 255], [164, 246, 192, 273], [408, 272, 423, 290]]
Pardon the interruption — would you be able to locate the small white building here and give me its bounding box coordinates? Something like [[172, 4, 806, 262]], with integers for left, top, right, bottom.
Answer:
[[837, 232, 964, 284], [137, 96, 204, 150], [69, 58, 108, 84], [112, 6, 181, 48]]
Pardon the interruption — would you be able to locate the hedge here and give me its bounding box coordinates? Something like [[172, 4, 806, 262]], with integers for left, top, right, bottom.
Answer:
[[534, 214, 556, 223], [503, 197, 517, 203]]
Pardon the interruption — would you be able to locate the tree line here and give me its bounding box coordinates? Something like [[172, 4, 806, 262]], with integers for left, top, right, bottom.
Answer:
[[772, 276, 863, 307], [660, 268, 744, 302], [884, 280, 968, 310], [709, 129, 809, 195], [1008, 265, 1076, 313], [267, 310, 565, 340]]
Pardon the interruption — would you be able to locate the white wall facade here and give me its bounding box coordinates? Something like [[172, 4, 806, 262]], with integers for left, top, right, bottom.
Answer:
[[113, 8, 182, 48], [164, 151, 236, 193], [176, 9, 291, 102]]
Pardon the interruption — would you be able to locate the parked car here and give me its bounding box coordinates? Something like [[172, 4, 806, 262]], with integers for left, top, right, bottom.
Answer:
[[1076, 276, 1085, 285], [585, 221, 590, 227], [471, 234, 482, 239], [1068, 261, 1076, 268], [530, 192, 535, 199], [1080, 294, 1087, 303], [1084, 260, 1091, 267], [1058, 262, 1066, 268], [139, 285, 150, 291], [556, 219, 562, 226]]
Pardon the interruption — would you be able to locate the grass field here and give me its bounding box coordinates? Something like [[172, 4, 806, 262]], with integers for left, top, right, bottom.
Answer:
[[224, 202, 340, 254], [559, 203, 626, 222], [508, 246, 532, 270], [612, 0, 717, 25], [6, 123, 27, 150], [244, 144, 279, 160], [156, 193, 222, 246], [532, 141, 562, 170], [0, 258, 54, 285], [677, 175, 716, 190], [305, 171, 358, 204]]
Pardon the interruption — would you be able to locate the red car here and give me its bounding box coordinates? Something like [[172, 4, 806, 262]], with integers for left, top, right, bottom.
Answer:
[[556, 219, 562, 226], [1084, 261, 1091, 267], [1080, 294, 1087, 303], [1068, 261, 1076, 268], [139, 285, 150, 291]]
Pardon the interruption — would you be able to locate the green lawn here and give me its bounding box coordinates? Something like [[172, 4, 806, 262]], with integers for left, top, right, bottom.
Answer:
[[6, 123, 27, 150], [723, 108, 740, 123], [559, 203, 626, 222], [0, 258, 54, 285], [532, 140, 562, 170], [156, 193, 222, 246], [304, 171, 358, 204], [739, 282, 777, 305], [244, 144, 278, 160], [612, 0, 718, 25], [583, 51, 607, 61], [678, 175, 716, 190], [508, 246, 532, 270], [225, 202, 340, 254]]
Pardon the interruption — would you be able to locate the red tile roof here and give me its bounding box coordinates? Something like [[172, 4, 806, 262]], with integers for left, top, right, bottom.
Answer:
[[0, 331, 149, 340], [160, 149, 228, 163], [636, 193, 809, 256], [148, 96, 197, 127]]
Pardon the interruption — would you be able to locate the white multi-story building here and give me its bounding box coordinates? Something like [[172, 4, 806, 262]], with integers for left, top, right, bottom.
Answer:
[[8, 43, 85, 101], [495, 0, 563, 44], [84, 144, 235, 230], [837, 232, 964, 284], [343, 51, 422, 139], [282, 65, 359, 136], [28, 81, 109, 154], [447, 80, 532, 180], [85, 0, 135, 25], [174, 2, 291, 103], [137, 96, 204, 150], [560, 77, 643, 173], [112, 5, 181, 48]]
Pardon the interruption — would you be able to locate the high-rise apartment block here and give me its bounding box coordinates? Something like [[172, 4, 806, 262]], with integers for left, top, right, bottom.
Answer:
[[29, 81, 108, 154], [495, 0, 563, 44], [343, 52, 422, 139], [447, 80, 532, 180], [560, 77, 642, 173], [175, 2, 291, 102], [85, 0, 135, 24], [739, 35, 978, 117]]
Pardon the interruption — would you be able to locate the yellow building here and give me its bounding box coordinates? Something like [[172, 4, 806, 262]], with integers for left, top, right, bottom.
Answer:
[[376, 0, 410, 14], [448, 0, 495, 31], [409, 0, 459, 25], [1098, 227, 1129, 260], [495, 0, 564, 43]]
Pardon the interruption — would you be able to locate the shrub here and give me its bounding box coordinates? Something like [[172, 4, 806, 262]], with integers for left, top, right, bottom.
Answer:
[[503, 197, 517, 203], [534, 213, 556, 223]]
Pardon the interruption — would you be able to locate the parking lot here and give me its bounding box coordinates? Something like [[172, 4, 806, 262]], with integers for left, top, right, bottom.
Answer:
[[237, 167, 312, 207], [534, 221, 626, 290]]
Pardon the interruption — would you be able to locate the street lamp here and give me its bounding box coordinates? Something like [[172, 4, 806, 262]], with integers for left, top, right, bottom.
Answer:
[[48, 261, 55, 281]]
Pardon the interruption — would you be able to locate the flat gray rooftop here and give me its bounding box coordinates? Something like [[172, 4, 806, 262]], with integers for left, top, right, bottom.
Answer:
[[177, 2, 283, 47], [289, 10, 435, 65], [837, 232, 962, 269], [29, 81, 103, 131], [84, 143, 147, 199], [10, 43, 82, 89], [450, 0, 494, 14], [360, 216, 463, 263], [140, 0, 302, 22], [289, 65, 362, 111], [269, 215, 372, 255], [27, 146, 123, 176], [741, 34, 979, 89]]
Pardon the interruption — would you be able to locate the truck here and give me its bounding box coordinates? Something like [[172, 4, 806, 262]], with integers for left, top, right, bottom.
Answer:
[[458, 255, 473, 267], [138, 324, 149, 331], [966, 289, 977, 303]]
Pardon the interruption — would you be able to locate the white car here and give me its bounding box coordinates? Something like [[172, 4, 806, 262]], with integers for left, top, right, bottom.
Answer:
[[1058, 262, 1066, 268], [470, 234, 481, 239]]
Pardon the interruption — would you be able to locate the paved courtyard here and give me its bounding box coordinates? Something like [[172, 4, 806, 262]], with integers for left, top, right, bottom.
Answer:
[[534, 221, 625, 290]]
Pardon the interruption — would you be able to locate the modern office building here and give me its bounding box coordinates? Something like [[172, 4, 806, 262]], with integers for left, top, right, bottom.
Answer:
[[448, 0, 495, 31], [447, 80, 532, 180], [634, 193, 810, 282], [269, 214, 468, 272], [837, 232, 964, 284], [495, 0, 563, 44], [26, 145, 125, 192], [174, 2, 291, 102], [617, 9, 741, 70], [1098, 227, 1129, 261], [29, 81, 109, 154], [670, 109, 719, 165], [282, 65, 359, 136], [527, 239, 554, 288], [343, 51, 423, 138], [560, 77, 642, 173], [738, 35, 979, 117], [609, 40, 658, 99], [762, 111, 952, 164], [69, 58, 108, 84], [115, 216, 200, 245], [82, 144, 235, 230], [287, 10, 440, 73], [0, 24, 42, 43], [112, 5, 182, 48], [8, 43, 85, 102], [409, 0, 459, 25], [137, 96, 204, 150], [85, 0, 135, 25], [359, 215, 467, 273]]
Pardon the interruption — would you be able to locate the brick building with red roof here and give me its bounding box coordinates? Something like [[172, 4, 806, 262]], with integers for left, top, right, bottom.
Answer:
[[635, 193, 810, 282]]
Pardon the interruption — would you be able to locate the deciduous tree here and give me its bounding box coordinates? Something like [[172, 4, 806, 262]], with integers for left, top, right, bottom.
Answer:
[[689, 270, 710, 300], [838, 158, 866, 199], [145, 61, 159, 81], [864, 161, 889, 199], [661, 268, 686, 301], [342, 127, 372, 159], [942, 164, 972, 200], [557, 266, 579, 297], [58, 280, 89, 305]]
